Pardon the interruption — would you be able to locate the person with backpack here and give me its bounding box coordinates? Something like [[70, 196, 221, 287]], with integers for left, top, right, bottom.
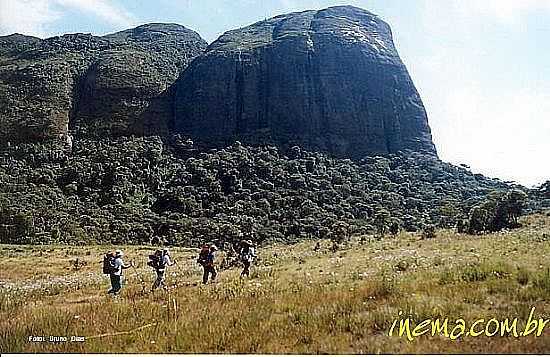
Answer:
[[103, 251, 116, 275], [199, 244, 217, 284], [149, 248, 176, 291], [240, 240, 257, 277], [104, 250, 133, 295], [197, 244, 210, 267]]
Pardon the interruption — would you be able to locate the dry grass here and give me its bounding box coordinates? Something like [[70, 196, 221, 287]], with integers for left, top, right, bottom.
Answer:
[[1, 213, 550, 353]]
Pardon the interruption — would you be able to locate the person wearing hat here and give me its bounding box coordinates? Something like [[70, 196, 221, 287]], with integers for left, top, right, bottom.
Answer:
[[151, 248, 176, 291], [240, 240, 257, 278], [202, 244, 218, 284], [108, 249, 133, 295]]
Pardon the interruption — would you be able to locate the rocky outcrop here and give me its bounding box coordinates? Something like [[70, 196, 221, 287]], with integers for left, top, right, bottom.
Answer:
[[0, 24, 207, 144], [0, 34, 41, 57], [1, 6, 437, 159], [174, 6, 437, 158]]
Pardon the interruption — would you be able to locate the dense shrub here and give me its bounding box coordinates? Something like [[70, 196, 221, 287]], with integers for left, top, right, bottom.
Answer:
[[466, 189, 528, 234], [0, 136, 545, 245], [421, 224, 437, 239]]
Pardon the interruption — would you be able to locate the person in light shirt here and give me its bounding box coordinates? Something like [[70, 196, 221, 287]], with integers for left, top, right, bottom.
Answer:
[[108, 249, 133, 295], [151, 248, 176, 291]]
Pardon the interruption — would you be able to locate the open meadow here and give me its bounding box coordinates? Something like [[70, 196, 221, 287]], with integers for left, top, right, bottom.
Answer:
[[1, 213, 549, 353]]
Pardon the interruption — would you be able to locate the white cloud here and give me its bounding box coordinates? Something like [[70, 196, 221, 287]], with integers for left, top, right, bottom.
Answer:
[[55, 0, 135, 27], [0, 0, 60, 37], [410, 0, 550, 186], [451, 0, 550, 23], [412, 33, 550, 187], [432, 85, 550, 187], [0, 0, 135, 37]]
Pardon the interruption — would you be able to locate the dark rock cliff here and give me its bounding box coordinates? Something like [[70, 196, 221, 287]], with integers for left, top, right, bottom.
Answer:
[[1, 6, 436, 159], [174, 6, 437, 158], [0, 24, 207, 144]]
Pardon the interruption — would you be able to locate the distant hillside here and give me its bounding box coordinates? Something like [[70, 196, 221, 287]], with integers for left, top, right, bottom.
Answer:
[[0, 24, 207, 142], [175, 6, 437, 158], [1, 137, 544, 246], [1, 7, 547, 246]]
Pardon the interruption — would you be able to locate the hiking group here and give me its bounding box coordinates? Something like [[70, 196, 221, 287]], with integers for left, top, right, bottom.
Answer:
[[103, 240, 258, 295]]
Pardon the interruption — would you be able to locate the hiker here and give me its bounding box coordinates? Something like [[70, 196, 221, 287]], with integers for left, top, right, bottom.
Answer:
[[149, 248, 176, 291], [198, 244, 217, 284], [104, 250, 133, 295], [197, 244, 210, 266], [240, 240, 257, 277]]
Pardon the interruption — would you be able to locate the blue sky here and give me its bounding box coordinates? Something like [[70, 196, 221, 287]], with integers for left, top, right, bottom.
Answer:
[[1, 0, 548, 186]]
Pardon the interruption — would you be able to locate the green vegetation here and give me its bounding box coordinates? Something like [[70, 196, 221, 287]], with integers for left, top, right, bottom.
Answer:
[[1, 214, 549, 353], [467, 189, 529, 234], [0, 136, 546, 246]]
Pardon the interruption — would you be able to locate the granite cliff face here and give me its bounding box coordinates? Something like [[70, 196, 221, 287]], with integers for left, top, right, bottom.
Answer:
[[1, 6, 436, 158], [174, 6, 436, 157], [0, 24, 207, 143]]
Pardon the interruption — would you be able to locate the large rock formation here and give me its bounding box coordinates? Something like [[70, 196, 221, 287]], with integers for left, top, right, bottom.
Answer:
[[0, 24, 207, 144], [175, 6, 437, 158], [1, 6, 437, 159]]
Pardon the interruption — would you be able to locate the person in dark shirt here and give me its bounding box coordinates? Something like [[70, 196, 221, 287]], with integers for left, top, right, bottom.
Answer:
[[202, 245, 218, 284]]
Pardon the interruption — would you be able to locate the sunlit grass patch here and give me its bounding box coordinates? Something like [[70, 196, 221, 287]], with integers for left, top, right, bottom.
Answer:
[[1, 213, 550, 353]]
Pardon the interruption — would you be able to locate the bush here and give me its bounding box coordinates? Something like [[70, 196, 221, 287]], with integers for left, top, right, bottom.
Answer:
[[516, 268, 530, 286], [461, 264, 489, 282], [373, 209, 391, 237], [467, 190, 527, 234], [389, 221, 400, 236], [421, 225, 436, 239], [533, 269, 550, 292]]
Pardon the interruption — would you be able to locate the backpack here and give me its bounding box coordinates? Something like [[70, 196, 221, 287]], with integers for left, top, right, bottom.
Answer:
[[147, 250, 165, 270], [102, 253, 117, 275], [197, 246, 209, 266], [241, 247, 253, 263]]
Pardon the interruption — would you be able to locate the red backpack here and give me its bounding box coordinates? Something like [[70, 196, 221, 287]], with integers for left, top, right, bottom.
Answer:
[[197, 246, 209, 266]]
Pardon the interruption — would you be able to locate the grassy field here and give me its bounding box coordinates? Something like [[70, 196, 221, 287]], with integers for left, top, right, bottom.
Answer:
[[1, 213, 550, 353]]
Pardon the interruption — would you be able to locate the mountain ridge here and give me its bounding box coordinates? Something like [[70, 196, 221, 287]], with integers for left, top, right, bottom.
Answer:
[[1, 6, 437, 159], [0, 23, 207, 143]]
